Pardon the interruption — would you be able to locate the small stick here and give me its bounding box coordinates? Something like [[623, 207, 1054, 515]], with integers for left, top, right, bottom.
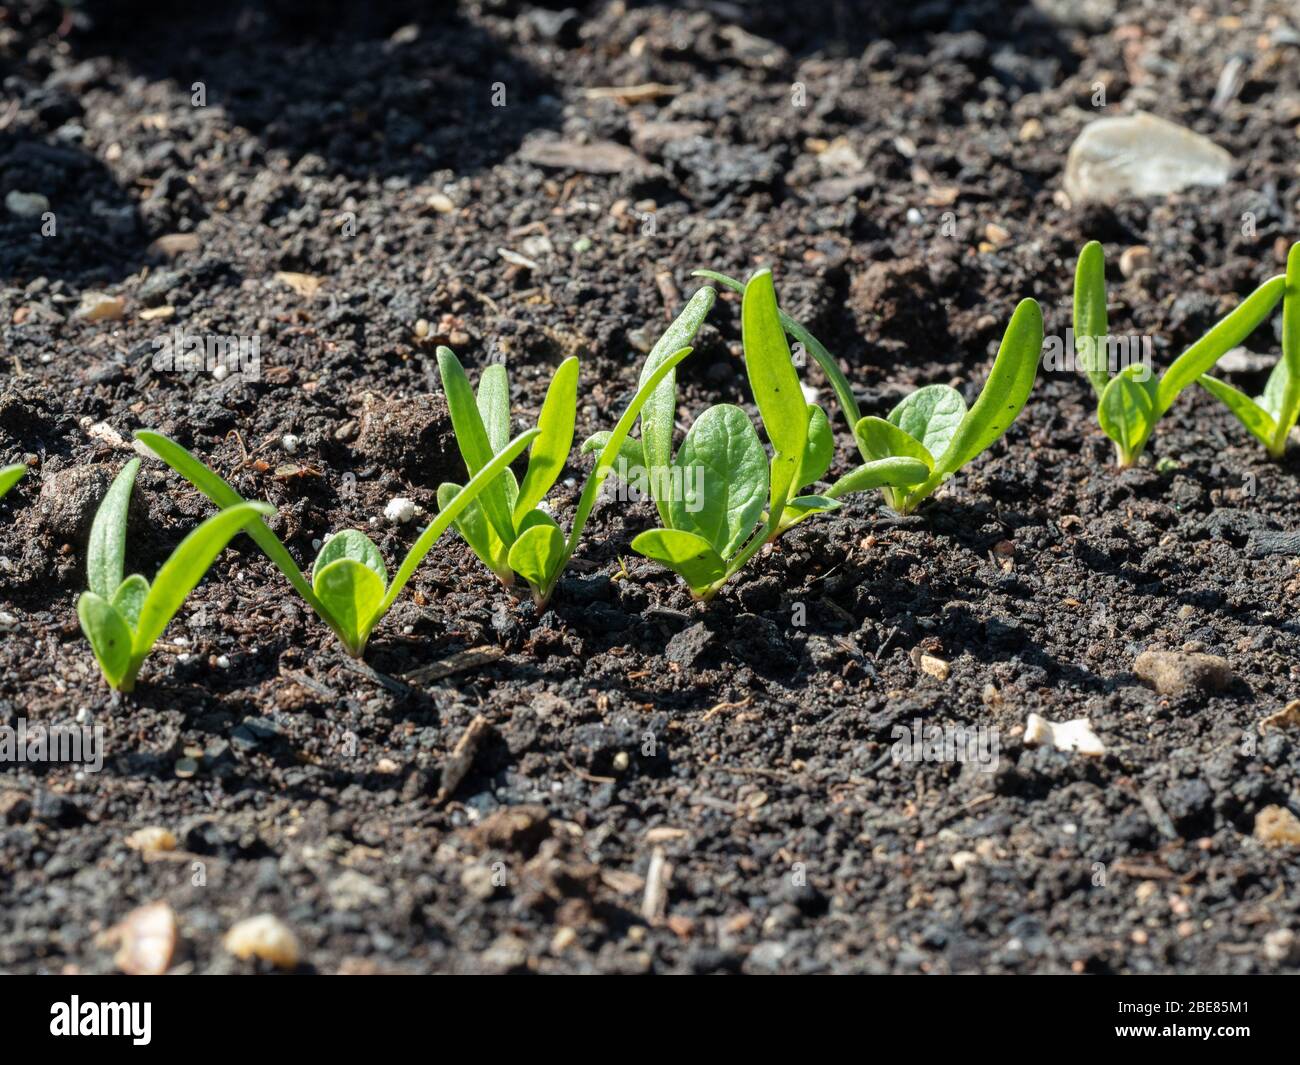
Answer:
[[436, 715, 491, 805]]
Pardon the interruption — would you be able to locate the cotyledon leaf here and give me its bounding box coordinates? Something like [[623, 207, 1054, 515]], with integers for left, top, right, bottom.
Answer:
[[87, 458, 139, 600], [1197, 374, 1276, 448], [1156, 275, 1285, 415], [692, 268, 862, 431], [639, 286, 717, 526], [514, 356, 579, 522], [1074, 240, 1110, 397], [131, 501, 273, 657]]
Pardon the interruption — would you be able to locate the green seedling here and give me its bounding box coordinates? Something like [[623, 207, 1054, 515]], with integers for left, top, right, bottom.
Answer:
[[1073, 240, 1287, 466], [77, 458, 270, 692], [1196, 242, 1300, 459], [0, 464, 25, 500], [692, 269, 1042, 515], [598, 269, 927, 600], [135, 427, 539, 656], [848, 299, 1044, 514], [441, 333, 699, 608]]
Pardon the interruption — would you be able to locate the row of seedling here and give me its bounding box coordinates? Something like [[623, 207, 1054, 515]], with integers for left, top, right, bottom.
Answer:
[[0, 244, 1294, 692]]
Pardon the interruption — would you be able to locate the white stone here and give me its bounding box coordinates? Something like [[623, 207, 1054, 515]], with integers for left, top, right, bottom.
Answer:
[[384, 497, 416, 524], [1024, 712, 1106, 757], [5, 190, 49, 218], [1063, 111, 1232, 205]]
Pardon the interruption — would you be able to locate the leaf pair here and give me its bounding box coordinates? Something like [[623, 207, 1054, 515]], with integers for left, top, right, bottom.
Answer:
[[135, 427, 539, 656], [442, 294, 711, 608], [77, 458, 271, 691], [1196, 242, 1300, 459], [627, 271, 868, 598], [843, 299, 1044, 514], [1074, 241, 1288, 466], [436, 348, 577, 606], [0, 463, 25, 500]]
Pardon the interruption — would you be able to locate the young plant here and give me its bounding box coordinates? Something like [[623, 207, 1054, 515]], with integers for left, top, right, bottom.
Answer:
[[440, 292, 711, 607], [691, 269, 1039, 515], [0, 463, 25, 500], [77, 458, 271, 692], [435, 349, 580, 605], [1073, 240, 1287, 467], [604, 269, 928, 601], [847, 298, 1043, 514], [135, 427, 539, 657], [1196, 242, 1300, 459]]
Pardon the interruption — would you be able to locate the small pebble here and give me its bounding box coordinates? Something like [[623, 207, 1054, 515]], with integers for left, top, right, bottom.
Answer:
[[384, 497, 416, 524], [224, 914, 301, 969], [126, 827, 178, 854]]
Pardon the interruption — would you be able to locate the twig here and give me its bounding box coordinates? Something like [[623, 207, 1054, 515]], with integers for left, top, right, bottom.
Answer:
[[436, 715, 491, 805], [403, 645, 503, 686]]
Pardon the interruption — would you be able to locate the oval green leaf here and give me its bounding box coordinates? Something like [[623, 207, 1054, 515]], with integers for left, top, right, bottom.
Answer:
[[631, 527, 727, 596]]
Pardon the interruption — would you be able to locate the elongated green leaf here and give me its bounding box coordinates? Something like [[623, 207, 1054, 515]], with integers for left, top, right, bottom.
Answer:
[[1259, 358, 1288, 424], [669, 404, 768, 559], [640, 286, 717, 525], [1074, 241, 1111, 396], [930, 297, 1043, 481], [889, 385, 966, 461], [437, 347, 517, 547], [111, 573, 150, 630], [314, 557, 385, 652], [1272, 242, 1300, 451], [87, 458, 139, 599], [825, 457, 931, 499], [742, 269, 809, 536], [515, 356, 579, 521], [854, 416, 935, 469], [566, 346, 696, 558], [78, 592, 134, 689], [381, 427, 540, 616], [0, 463, 25, 500], [631, 528, 727, 595], [132, 501, 273, 657], [1156, 275, 1285, 414], [693, 268, 862, 431], [579, 431, 645, 473], [1098, 366, 1155, 465], [1197, 374, 1276, 448], [438, 482, 502, 577], [507, 521, 566, 597], [795, 405, 834, 490], [311, 529, 387, 587], [476, 363, 511, 454], [133, 431, 323, 612], [742, 269, 807, 458]]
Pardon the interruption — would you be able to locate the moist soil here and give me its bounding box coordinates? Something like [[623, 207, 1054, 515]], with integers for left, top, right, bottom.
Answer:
[[2, 0, 1300, 974]]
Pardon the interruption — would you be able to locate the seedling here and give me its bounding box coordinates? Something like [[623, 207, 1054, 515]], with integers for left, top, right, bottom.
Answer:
[[693, 268, 1043, 516], [0, 464, 25, 500], [846, 299, 1044, 514], [441, 338, 699, 607], [600, 269, 927, 600], [1196, 242, 1300, 459], [1073, 241, 1287, 466], [77, 458, 271, 692], [135, 427, 539, 656]]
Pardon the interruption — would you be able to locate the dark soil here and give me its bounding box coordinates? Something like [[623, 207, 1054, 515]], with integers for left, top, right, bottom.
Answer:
[[3, 0, 1300, 974]]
